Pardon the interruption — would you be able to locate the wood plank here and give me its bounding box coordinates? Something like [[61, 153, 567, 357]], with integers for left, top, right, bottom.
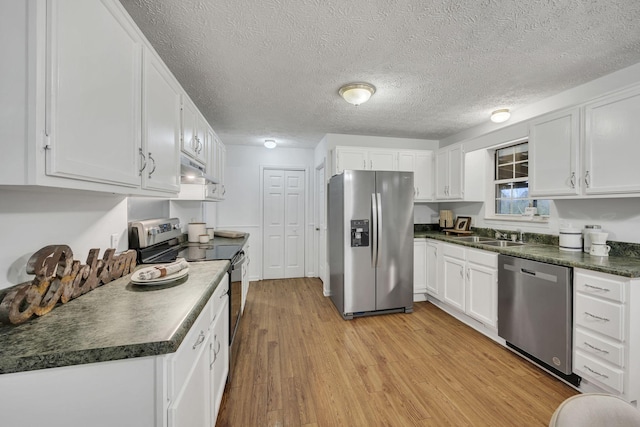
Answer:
[[217, 278, 577, 426]]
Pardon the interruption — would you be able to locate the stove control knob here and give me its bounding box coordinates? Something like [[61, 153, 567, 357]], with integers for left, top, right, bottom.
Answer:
[[172, 223, 182, 230], [148, 227, 161, 235]]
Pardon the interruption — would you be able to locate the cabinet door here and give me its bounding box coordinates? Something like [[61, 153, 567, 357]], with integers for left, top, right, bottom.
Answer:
[[210, 296, 229, 424], [335, 147, 367, 173], [442, 255, 466, 311], [46, 0, 141, 187], [169, 333, 211, 427], [397, 152, 415, 172], [413, 241, 427, 295], [447, 146, 464, 199], [529, 108, 580, 196], [207, 128, 219, 181], [435, 149, 448, 199], [181, 96, 205, 163], [584, 87, 640, 195], [142, 49, 180, 193], [369, 149, 397, 171], [425, 241, 439, 297], [414, 151, 434, 201], [466, 261, 497, 328], [218, 142, 227, 199]]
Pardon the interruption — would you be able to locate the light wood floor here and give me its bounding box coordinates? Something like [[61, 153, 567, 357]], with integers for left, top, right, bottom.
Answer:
[[216, 278, 577, 426]]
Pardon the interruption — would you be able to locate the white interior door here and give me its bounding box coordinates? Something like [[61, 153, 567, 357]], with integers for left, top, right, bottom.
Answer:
[[284, 170, 305, 278], [316, 165, 326, 285], [263, 170, 285, 279], [263, 168, 305, 279]]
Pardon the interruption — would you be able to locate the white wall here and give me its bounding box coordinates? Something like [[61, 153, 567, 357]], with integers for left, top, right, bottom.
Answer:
[[0, 187, 129, 290], [217, 145, 315, 281]]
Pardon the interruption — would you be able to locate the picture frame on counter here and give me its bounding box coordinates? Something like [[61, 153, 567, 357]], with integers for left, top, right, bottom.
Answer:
[[454, 216, 472, 231]]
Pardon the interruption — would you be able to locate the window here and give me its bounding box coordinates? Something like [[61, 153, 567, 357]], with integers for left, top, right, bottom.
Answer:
[[494, 142, 549, 216]]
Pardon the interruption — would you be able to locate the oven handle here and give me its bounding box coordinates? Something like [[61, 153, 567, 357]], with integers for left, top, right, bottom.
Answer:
[[232, 251, 246, 269]]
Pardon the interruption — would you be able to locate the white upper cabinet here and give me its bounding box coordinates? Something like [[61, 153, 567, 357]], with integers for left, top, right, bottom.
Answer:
[[46, 0, 142, 187], [584, 87, 640, 195], [141, 48, 181, 193], [529, 108, 580, 197], [333, 146, 397, 174], [436, 145, 464, 200], [529, 85, 640, 198], [398, 150, 434, 201], [181, 95, 208, 165]]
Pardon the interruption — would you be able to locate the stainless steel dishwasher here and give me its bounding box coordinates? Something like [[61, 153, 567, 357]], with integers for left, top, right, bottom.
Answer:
[[498, 255, 581, 386]]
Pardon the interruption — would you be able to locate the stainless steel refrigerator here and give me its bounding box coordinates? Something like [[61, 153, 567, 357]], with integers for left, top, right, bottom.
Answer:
[[328, 170, 414, 319]]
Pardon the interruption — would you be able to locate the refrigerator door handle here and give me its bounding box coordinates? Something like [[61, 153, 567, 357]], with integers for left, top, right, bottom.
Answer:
[[375, 192, 382, 267], [371, 193, 378, 267]]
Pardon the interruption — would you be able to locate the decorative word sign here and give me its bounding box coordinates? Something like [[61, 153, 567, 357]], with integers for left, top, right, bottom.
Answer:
[[0, 245, 137, 325]]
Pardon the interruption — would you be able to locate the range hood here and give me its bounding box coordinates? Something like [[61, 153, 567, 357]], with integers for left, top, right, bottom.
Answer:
[[180, 155, 218, 184]]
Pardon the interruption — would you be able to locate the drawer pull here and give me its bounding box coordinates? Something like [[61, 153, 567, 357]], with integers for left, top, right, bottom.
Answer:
[[192, 331, 206, 349], [584, 284, 610, 293], [584, 364, 609, 379], [585, 312, 610, 322], [584, 342, 610, 354]]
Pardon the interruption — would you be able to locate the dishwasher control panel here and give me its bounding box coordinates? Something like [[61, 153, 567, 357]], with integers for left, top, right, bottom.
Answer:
[[350, 219, 369, 247]]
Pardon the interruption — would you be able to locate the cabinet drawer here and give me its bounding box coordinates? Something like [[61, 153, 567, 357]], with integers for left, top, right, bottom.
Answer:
[[575, 294, 624, 341], [442, 243, 465, 260], [170, 299, 212, 397], [575, 328, 624, 367], [575, 351, 624, 393], [466, 248, 497, 268], [575, 270, 625, 303]]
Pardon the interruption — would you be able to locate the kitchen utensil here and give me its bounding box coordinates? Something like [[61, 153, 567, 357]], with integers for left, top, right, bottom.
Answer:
[[559, 227, 582, 252], [131, 266, 190, 285], [590, 243, 611, 257], [439, 210, 453, 228], [187, 222, 207, 243], [207, 228, 215, 240], [199, 234, 210, 243]]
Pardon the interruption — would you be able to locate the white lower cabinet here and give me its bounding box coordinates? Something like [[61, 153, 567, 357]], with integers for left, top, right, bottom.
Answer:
[[413, 239, 427, 301], [210, 286, 230, 424], [437, 243, 498, 329], [573, 269, 640, 402], [425, 240, 440, 297]]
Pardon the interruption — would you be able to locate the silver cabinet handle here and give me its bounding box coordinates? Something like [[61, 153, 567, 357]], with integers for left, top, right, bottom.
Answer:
[[370, 160, 373, 169], [585, 170, 591, 188], [147, 152, 156, 178], [584, 342, 610, 354], [584, 364, 609, 379], [459, 267, 464, 278], [466, 267, 470, 280], [584, 284, 610, 293], [585, 311, 610, 322], [138, 148, 147, 176], [362, 160, 366, 169], [570, 172, 576, 188], [192, 331, 206, 349]]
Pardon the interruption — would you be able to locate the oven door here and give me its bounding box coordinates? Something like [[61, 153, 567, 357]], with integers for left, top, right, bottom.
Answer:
[[228, 251, 246, 382]]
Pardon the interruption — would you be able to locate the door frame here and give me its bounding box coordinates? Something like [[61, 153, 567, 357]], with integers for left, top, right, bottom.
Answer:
[[259, 165, 309, 280], [315, 159, 327, 291]]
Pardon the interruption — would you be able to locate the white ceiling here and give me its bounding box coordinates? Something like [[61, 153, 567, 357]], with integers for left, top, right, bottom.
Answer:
[[120, 0, 640, 149]]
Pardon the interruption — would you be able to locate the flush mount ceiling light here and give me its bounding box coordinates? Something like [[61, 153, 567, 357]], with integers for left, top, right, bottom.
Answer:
[[490, 109, 511, 123], [264, 139, 277, 149], [338, 83, 376, 106]]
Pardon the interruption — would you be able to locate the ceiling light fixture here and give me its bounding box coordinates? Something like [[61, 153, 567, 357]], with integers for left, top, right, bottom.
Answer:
[[339, 83, 376, 106], [490, 109, 511, 123], [264, 139, 277, 149]]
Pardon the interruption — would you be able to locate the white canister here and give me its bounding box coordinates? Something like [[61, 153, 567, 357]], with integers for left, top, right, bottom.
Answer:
[[187, 222, 207, 243], [559, 227, 582, 252], [582, 225, 601, 253]]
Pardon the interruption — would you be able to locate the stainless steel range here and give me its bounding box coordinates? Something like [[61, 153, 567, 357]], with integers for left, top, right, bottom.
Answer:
[[128, 217, 245, 383]]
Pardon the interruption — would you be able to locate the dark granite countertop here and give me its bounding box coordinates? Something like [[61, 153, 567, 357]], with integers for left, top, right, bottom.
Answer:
[[0, 260, 229, 375], [415, 231, 640, 278]]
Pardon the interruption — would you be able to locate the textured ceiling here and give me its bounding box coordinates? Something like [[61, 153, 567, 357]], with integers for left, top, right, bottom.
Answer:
[[120, 0, 640, 148]]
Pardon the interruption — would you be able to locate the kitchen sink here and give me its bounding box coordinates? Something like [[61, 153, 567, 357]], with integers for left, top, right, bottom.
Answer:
[[453, 236, 496, 243], [480, 240, 526, 247]]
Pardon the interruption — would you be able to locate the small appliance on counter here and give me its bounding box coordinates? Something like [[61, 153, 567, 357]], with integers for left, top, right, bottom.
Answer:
[[583, 225, 602, 253]]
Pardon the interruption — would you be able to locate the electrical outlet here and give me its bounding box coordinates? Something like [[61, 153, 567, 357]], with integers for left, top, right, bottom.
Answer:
[[110, 233, 120, 249]]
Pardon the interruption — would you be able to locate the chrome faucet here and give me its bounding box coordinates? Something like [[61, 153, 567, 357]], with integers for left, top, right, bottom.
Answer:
[[494, 229, 508, 240], [517, 229, 525, 243]]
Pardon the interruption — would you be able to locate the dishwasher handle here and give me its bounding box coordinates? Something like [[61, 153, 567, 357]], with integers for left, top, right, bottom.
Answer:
[[521, 268, 537, 276]]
